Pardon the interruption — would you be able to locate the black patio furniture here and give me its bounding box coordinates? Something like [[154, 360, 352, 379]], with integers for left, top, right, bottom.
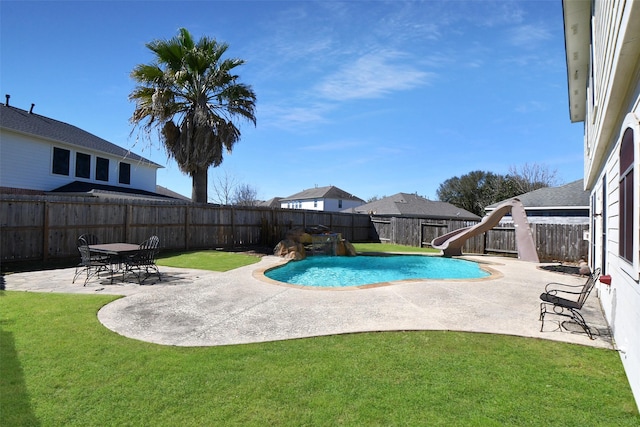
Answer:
[[88, 242, 142, 283], [72, 234, 110, 286], [124, 235, 161, 284], [539, 268, 601, 339]]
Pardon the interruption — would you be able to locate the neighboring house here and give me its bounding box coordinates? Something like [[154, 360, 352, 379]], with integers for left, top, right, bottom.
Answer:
[[348, 193, 480, 221], [485, 179, 590, 224], [563, 0, 640, 408], [0, 101, 164, 198], [259, 197, 283, 208], [280, 185, 365, 212]]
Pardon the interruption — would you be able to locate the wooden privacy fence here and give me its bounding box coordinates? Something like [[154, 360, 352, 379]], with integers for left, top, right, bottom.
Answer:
[[1, 194, 589, 264], [370, 216, 484, 253], [370, 216, 589, 262], [1, 195, 371, 263]]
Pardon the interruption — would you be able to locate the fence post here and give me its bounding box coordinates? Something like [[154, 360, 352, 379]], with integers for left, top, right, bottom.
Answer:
[[184, 205, 190, 250], [483, 231, 487, 255], [231, 207, 236, 246], [352, 213, 355, 241], [125, 204, 132, 243], [391, 217, 396, 245], [42, 201, 49, 262]]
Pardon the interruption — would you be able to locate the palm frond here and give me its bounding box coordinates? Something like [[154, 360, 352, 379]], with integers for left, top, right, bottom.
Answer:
[[128, 27, 257, 202]]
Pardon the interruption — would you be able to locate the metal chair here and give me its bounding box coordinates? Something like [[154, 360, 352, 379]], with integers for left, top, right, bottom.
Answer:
[[72, 235, 109, 285], [539, 268, 601, 339], [125, 236, 161, 284], [78, 233, 99, 245]]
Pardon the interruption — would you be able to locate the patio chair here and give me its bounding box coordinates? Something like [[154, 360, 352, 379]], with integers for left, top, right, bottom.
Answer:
[[73, 235, 110, 286], [539, 268, 601, 339], [76, 234, 110, 261], [125, 235, 161, 284]]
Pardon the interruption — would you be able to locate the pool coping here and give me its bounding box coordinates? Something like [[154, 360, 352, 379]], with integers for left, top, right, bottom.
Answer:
[[254, 253, 503, 290], [3, 254, 612, 349]]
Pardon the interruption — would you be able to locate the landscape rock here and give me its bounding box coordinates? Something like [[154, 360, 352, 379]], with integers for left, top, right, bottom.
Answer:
[[274, 226, 357, 259]]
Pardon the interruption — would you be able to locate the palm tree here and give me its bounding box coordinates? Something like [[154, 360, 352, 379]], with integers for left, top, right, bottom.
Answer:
[[129, 28, 256, 203]]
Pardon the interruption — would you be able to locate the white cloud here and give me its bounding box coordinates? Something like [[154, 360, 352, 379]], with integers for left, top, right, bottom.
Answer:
[[315, 51, 434, 101], [300, 139, 364, 152], [508, 23, 552, 47], [515, 100, 546, 113], [256, 102, 332, 132]]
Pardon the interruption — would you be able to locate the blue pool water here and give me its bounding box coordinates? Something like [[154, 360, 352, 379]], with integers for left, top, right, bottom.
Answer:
[[265, 255, 489, 288]]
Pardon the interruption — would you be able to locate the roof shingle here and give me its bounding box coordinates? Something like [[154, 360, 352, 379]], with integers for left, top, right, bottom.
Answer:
[[486, 179, 589, 209], [0, 103, 159, 167], [281, 185, 364, 202], [350, 193, 480, 220]]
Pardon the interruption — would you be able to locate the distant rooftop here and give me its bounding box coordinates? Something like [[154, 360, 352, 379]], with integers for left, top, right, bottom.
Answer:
[[281, 185, 364, 203], [349, 193, 480, 221], [486, 179, 589, 210], [259, 197, 283, 208]]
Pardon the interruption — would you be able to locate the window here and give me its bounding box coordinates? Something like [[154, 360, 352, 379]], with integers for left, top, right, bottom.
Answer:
[[314, 199, 318, 208], [52, 147, 70, 175], [96, 157, 109, 182], [75, 152, 91, 179], [338, 200, 343, 209], [119, 162, 131, 185], [619, 128, 634, 263]]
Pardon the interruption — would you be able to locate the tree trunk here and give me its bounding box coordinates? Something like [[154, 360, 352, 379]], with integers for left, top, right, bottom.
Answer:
[[192, 168, 208, 203]]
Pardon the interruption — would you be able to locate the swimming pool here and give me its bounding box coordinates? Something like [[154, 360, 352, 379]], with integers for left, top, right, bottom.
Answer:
[[265, 255, 490, 288]]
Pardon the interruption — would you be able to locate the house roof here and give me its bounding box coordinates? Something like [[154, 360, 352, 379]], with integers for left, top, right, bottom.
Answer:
[[50, 181, 178, 201], [562, 0, 591, 123], [349, 193, 480, 221], [0, 103, 160, 167], [281, 185, 365, 203], [259, 197, 283, 208], [486, 179, 589, 210], [156, 185, 191, 201]]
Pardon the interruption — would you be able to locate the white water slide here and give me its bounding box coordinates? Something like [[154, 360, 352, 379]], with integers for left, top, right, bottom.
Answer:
[[430, 198, 539, 262]]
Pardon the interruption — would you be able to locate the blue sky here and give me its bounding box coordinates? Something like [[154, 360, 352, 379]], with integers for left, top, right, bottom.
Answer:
[[1, 0, 583, 201]]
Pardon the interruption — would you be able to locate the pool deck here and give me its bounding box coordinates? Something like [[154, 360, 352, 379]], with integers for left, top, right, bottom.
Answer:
[[2, 254, 614, 349]]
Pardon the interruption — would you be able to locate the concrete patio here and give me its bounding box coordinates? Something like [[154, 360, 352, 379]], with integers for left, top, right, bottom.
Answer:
[[2, 254, 613, 349]]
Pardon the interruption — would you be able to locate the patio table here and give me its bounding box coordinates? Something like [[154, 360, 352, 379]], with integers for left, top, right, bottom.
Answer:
[[89, 243, 141, 283], [89, 243, 140, 256]]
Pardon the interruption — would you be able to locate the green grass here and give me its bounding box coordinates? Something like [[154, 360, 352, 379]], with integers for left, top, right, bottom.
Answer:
[[353, 242, 440, 254], [157, 249, 261, 271], [1, 291, 638, 426]]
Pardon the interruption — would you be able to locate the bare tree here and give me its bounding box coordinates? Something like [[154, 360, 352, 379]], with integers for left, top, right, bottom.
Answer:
[[210, 169, 238, 205], [233, 183, 259, 206], [508, 163, 560, 194]]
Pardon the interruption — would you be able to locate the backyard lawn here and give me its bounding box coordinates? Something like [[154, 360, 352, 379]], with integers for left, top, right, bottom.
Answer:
[[1, 244, 638, 425], [157, 249, 262, 271]]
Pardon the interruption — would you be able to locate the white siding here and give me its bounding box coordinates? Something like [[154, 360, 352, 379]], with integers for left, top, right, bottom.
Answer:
[[1, 130, 65, 190], [281, 199, 324, 210], [323, 198, 362, 212], [0, 129, 157, 192], [581, 0, 640, 408], [280, 198, 362, 212]]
